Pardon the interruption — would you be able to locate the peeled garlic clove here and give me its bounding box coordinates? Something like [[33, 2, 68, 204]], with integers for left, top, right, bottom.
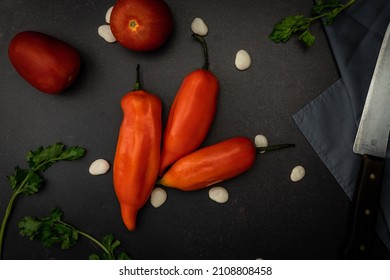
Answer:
[[150, 187, 167, 208], [235, 49, 251, 70], [105, 6, 113, 24], [89, 159, 110, 175], [191, 17, 208, 36], [254, 134, 268, 153], [290, 165, 305, 182], [98, 25, 116, 43], [209, 186, 229, 203]]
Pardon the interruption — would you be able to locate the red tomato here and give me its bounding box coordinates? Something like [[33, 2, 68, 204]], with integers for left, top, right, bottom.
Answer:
[[110, 0, 174, 51], [8, 31, 81, 94]]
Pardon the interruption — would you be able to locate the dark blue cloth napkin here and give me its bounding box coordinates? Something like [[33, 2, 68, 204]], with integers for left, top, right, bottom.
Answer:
[[293, 0, 390, 250]]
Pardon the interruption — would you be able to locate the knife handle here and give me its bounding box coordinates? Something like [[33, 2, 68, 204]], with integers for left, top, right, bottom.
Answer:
[[344, 154, 385, 259]]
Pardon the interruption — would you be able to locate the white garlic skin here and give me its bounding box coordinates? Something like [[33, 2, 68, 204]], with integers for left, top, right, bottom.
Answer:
[[254, 134, 268, 153], [150, 187, 167, 208], [98, 25, 117, 43], [89, 159, 110, 175], [105, 6, 113, 24], [208, 186, 229, 203], [290, 165, 306, 182], [235, 49, 251, 70], [191, 17, 208, 36]]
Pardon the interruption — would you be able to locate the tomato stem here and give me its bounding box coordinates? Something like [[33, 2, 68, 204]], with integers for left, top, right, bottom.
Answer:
[[192, 34, 209, 70], [134, 64, 142, 91], [257, 143, 295, 153]]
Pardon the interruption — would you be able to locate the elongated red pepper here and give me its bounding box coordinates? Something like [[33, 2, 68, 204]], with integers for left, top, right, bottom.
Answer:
[[159, 34, 219, 176], [113, 65, 162, 230], [159, 137, 294, 191]]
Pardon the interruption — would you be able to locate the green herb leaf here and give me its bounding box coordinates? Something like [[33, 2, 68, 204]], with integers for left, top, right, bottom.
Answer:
[[27, 143, 65, 171], [6, 144, 85, 198], [18, 208, 79, 250], [312, 0, 342, 15], [22, 172, 44, 195], [27, 143, 86, 172], [269, 15, 308, 44], [269, 0, 356, 47], [49, 207, 63, 221], [88, 253, 100, 260], [19, 208, 131, 260], [102, 234, 121, 253], [59, 146, 86, 161], [323, 7, 342, 25], [117, 252, 131, 260], [299, 29, 316, 47], [89, 234, 130, 260], [7, 167, 29, 191], [1, 143, 86, 259], [7, 167, 43, 195], [18, 216, 42, 239]]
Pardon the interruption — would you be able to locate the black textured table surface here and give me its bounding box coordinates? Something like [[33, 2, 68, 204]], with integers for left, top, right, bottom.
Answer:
[[0, 0, 389, 260]]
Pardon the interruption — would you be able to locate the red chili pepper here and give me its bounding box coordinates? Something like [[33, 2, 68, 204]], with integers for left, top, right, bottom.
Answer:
[[113, 65, 162, 230], [159, 34, 219, 176], [159, 137, 294, 191]]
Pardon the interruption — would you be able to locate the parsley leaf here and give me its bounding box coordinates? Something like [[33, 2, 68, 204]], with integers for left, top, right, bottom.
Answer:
[[19, 208, 130, 260], [269, 15, 309, 44], [27, 143, 85, 172], [312, 0, 343, 15], [269, 0, 356, 47], [89, 234, 119, 259], [0, 143, 86, 259], [19, 208, 79, 249], [58, 146, 86, 161], [8, 168, 44, 195], [89, 234, 130, 260], [299, 29, 316, 47]]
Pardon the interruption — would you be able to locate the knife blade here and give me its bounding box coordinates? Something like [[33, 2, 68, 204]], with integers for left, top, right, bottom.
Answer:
[[344, 22, 390, 259]]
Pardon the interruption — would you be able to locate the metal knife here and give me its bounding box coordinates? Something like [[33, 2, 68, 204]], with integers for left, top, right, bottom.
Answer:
[[344, 22, 390, 259]]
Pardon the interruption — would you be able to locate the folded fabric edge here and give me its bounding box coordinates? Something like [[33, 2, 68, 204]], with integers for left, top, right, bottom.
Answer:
[[292, 79, 358, 199]]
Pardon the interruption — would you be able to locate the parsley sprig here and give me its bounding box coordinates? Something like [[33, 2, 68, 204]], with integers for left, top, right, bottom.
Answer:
[[269, 0, 356, 47], [19, 208, 130, 260], [0, 143, 85, 259]]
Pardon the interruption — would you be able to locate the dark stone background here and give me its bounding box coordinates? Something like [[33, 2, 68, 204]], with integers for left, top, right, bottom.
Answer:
[[0, 0, 389, 259]]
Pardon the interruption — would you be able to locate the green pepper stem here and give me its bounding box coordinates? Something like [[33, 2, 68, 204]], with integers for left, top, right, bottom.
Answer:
[[192, 34, 209, 70], [257, 144, 295, 153], [134, 64, 142, 91]]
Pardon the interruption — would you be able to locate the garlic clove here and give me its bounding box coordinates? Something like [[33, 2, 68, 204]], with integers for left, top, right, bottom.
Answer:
[[191, 17, 208, 36], [105, 6, 113, 24], [254, 134, 268, 153], [290, 165, 305, 182], [150, 187, 167, 208], [98, 25, 116, 43], [209, 186, 229, 203], [235, 49, 251, 70], [89, 159, 110, 175]]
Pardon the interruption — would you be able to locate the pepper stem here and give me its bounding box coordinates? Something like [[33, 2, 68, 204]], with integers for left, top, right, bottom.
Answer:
[[134, 64, 142, 91], [257, 143, 295, 153], [192, 34, 209, 70]]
